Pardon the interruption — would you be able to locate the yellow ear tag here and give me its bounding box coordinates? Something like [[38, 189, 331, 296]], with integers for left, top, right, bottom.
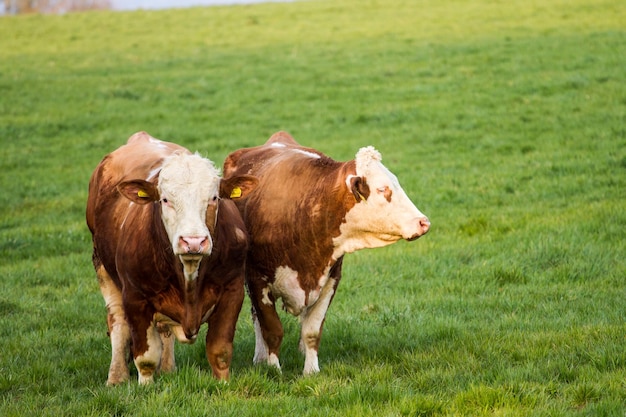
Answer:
[[230, 186, 242, 199], [137, 190, 149, 198]]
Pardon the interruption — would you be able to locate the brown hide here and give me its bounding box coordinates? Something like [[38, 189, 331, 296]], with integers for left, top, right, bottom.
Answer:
[[223, 133, 358, 294]]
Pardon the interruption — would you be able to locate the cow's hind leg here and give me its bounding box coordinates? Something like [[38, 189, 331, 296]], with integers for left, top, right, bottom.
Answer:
[[97, 265, 131, 385], [156, 322, 176, 374], [248, 275, 284, 371]]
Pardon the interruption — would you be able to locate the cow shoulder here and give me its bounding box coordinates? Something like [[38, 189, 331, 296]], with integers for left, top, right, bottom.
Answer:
[[214, 199, 249, 257]]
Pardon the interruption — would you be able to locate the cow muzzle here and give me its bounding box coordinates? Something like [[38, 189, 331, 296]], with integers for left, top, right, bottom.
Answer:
[[177, 235, 212, 278], [406, 216, 431, 241], [178, 235, 210, 255]]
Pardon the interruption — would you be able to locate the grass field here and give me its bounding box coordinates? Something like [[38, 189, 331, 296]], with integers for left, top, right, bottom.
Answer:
[[1, 0, 625, 415]]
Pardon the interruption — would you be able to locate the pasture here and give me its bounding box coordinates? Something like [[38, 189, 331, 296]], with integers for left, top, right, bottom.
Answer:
[[0, 0, 625, 415]]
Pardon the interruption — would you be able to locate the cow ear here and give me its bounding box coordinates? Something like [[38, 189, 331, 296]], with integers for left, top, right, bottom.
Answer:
[[220, 175, 259, 199], [117, 180, 159, 204], [350, 176, 370, 202]]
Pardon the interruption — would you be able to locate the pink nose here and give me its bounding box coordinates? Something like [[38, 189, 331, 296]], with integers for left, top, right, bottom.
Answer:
[[179, 236, 209, 254], [407, 216, 430, 241]]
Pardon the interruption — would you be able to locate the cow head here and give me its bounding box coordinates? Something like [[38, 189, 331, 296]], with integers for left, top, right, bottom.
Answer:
[[117, 153, 221, 277], [117, 153, 258, 278], [343, 146, 430, 249]]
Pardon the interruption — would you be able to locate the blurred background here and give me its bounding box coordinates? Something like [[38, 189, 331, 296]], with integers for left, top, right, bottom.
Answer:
[[1, 0, 291, 14]]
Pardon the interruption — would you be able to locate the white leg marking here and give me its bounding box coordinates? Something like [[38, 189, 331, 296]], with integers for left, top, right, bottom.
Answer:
[[261, 286, 273, 307], [300, 278, 336, 375], [253, 314, 269, 363], [97, 266, 130, 385], [252, 314, 282, 371], [268, 353, 281, 371], [108, 317, 131, 385], [135, 323, 162, 385]]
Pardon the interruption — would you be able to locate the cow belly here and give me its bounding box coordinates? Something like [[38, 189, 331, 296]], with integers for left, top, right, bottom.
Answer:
[[268, 265, 330, 316]]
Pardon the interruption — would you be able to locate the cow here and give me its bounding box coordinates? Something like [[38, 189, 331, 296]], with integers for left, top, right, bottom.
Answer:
[[223, 131, 430, 375], [86, 132, 257, 385]]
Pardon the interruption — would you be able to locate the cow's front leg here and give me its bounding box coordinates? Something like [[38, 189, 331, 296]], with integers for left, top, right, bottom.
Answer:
[[132, 322, 162, 384], [205, 278, 245, 379], [299, 276, 340, 375], [248, 275, 284, 371], [97, 265, 131, 386], [126, 300, 161, 384]]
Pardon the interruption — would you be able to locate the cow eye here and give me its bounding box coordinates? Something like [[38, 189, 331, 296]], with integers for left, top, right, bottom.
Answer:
[[377, 187, 387, 193]]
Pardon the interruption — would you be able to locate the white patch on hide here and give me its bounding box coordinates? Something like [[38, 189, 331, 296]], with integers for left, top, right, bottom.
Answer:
[[253, 315, 269, 363], [292, 149, 321, 159], [120, 202, 134, 230], [234, 226, 246, 243], [270, 266, 305, 316], [261, 286, 273, 306], [201, 305, 216, 323], [146, 167, 161, 181], [148, 137, 168, 148], [134, 324, 162, 384]]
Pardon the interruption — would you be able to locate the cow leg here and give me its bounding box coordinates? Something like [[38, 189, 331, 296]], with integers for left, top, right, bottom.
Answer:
[[124, 298, 162, 385], [156, 322, 176, 373], [299, 277, 339, 375], [248, 276, 284, 370], [299, 258, 343, 375], [205, 277, 245, 380], [132, 322, 162, 384], [97, 265, 131, 385]]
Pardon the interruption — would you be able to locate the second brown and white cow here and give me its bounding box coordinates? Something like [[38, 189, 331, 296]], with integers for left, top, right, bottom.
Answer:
[[223, 131, 430, 375], [86, 132, 257, 385]]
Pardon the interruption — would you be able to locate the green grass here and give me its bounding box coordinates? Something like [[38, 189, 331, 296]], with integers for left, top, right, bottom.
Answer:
[[1, 0, 625, 415]]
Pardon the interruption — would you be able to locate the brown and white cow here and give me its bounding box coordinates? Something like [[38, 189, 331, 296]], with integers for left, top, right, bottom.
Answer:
[[86, 132, 257, 385], [223, 131, 430, 375]]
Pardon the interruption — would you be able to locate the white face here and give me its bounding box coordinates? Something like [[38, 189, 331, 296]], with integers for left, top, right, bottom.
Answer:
[[336, 147, 430, 255], [157, 153, 221, 269]]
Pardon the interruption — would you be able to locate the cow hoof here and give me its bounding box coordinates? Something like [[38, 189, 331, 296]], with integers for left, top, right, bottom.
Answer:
[[138, 373, 155, 385], [106, 366, 130, 386]]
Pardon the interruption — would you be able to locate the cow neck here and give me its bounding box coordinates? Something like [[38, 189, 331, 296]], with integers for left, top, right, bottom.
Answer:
[[276, 159, 351, 279], [329, 161, 360, 259], [181, 276, 202, 336], [297, 159, 345, 252]]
